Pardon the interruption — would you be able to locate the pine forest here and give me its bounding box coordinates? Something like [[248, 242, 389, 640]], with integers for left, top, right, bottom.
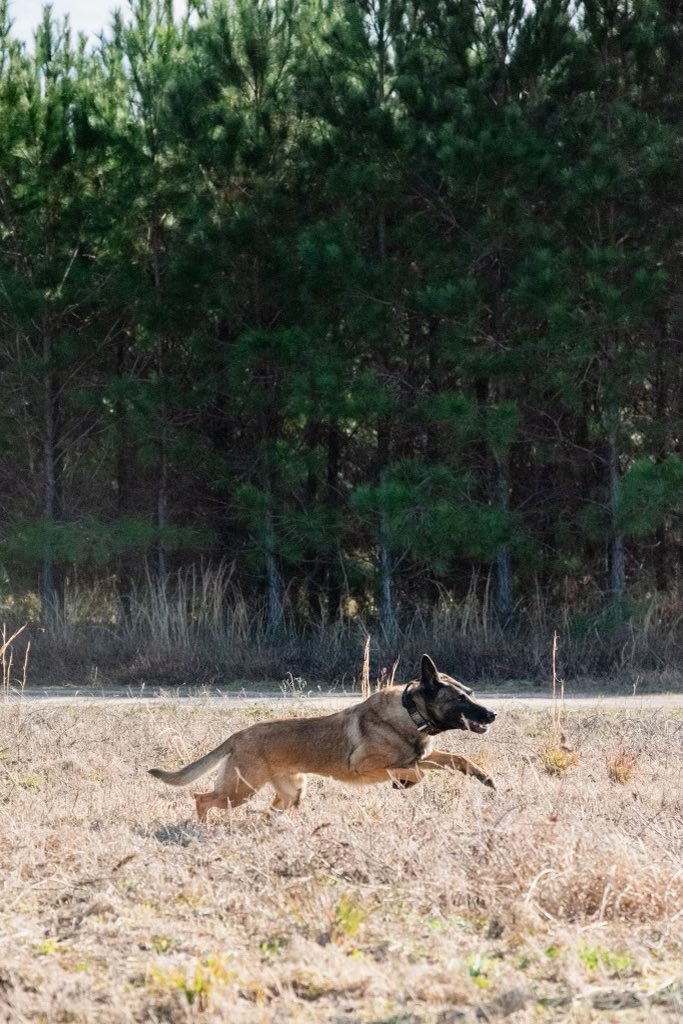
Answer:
[[2, 0, 683, 685]]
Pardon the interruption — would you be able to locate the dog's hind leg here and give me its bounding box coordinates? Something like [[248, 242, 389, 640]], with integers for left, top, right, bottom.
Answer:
[[271, 773, 307, 810], [194, 791, 229, 822], [195, 761, 267, 821]]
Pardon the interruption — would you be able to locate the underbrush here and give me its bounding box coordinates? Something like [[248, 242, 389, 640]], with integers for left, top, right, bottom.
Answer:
[[0, 699, 681, 1022], [4, 566, 683, 688]]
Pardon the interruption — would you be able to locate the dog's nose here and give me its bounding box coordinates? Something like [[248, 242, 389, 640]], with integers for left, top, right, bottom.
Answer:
[[486, 709, 496, 723]]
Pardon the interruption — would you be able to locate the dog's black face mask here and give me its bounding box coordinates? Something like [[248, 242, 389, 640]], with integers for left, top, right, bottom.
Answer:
[[413, 655, 496, 734]]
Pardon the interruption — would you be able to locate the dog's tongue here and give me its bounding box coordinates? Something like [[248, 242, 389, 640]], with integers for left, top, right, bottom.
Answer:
[[465, 720, 488, 734]]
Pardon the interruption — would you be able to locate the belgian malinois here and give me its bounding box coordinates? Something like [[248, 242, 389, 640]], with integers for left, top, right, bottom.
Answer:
[[148, 654, 496, 820]]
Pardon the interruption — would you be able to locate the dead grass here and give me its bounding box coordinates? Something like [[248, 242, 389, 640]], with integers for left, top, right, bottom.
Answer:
[[0, 698, 682, 1022], [539, 744, 582, 775], [607, 748, 640, 785]]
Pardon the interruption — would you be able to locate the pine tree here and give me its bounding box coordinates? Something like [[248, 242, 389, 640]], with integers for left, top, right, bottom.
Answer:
[[0, 8, 109, 619]]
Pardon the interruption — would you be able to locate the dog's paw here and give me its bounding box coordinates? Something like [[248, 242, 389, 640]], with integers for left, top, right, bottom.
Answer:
[[391, 779, 418, 790]]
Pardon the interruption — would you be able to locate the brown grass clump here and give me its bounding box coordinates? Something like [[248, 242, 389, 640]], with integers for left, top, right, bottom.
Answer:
[[540, 743, 582, 775], [0, 698, 681, 1022], [607, 748, 639, 784]]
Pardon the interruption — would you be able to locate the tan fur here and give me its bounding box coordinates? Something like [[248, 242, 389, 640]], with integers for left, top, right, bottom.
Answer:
[[149, 656, 496, 821]]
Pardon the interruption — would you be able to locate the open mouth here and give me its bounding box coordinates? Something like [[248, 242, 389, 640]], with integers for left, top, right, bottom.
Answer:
[[461, 717, 489, 734]]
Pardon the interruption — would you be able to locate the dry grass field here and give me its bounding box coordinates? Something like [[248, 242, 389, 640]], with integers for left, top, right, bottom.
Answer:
[[1, 696, 682, 1024]]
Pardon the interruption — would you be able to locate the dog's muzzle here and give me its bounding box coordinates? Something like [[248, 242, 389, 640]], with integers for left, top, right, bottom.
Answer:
[[461, 708, 496, 734]]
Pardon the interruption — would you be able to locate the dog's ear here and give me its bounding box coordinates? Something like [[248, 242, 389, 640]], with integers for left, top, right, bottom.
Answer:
[[420, 654, 439, 689], [440, 670, 473, 695]]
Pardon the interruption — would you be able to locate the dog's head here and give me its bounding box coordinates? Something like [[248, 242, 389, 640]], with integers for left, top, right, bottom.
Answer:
[[412, 654, 496, 734]]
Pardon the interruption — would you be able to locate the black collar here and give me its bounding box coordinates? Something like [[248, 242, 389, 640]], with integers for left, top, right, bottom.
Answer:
[[401, 682, 442, 736]]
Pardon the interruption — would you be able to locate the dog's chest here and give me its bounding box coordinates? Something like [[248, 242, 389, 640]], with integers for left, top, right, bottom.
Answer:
[[410, 734, 433, 762]]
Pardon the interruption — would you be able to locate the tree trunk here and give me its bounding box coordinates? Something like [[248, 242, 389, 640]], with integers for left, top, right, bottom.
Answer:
[[606, 433, 625, 619], [156, 330, 169, 588], [425, 318, 440, 463], [654, 337, 668, 591], [495, 455, 513, 622], [325, 422, 342, 618], [376, 412, 395, 635], [305, 420, 323, 621], [378, 538, 396, 637], [115, 334, 135, 620], [40, 325, 64, 623], [150, 214, 169, 588], [156, 425, 169, 586], [264, 510, 284, 633]]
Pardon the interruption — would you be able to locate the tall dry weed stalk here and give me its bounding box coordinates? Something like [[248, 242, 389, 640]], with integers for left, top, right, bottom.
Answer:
[[550, 630, 564, 733], [1, 623, 28, 698], [540, 631, 580, 775], [359, 638, 401, 696], [360, 635, 371, 698]]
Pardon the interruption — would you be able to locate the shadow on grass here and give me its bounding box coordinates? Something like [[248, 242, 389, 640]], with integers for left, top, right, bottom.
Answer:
[[135, 821, 204, 846]]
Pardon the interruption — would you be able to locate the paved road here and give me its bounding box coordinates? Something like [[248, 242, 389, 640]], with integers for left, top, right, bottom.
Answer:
[[3, 687, 683, 711]]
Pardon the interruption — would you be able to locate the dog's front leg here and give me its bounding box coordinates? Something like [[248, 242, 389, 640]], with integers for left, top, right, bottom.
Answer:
[[355, 767, 425, 785], [418, 749, 495, 790], [348, 750, 424, 787]]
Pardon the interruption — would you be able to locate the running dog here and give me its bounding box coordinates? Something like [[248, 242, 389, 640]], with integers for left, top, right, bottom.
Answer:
[[148, 654, 496, 820]]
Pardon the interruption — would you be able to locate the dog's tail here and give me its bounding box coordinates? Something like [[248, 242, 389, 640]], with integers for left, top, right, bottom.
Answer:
[[148, 741, 231, 787]]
